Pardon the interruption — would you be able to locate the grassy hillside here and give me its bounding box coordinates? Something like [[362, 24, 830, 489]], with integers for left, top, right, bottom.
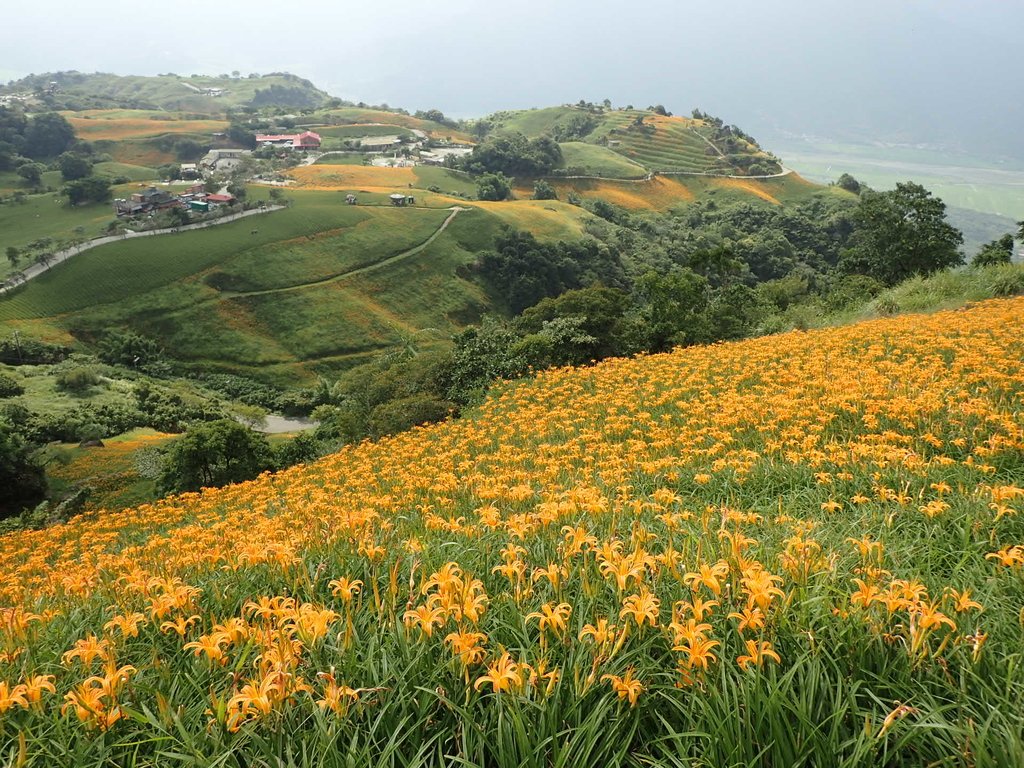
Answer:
[[305, 107, 473, 142], [1, 298, 1023, 765], [63, 112, 229, 141], [2, 72, 330, 112], [0, 189, 541, 384]]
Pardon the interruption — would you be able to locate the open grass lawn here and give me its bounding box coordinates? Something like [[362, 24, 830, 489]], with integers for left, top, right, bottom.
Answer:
[[97, 139, 178, 168], [557, 142, 649, 178], [0, 201, 351, 319], [93, 161, 158, 182], [307, 108, 474, 142], [1, 298, 1023, 765], [492, 106, 580, 137], [0, 194, 117, 279], [206, 207, 450, 292], [316, 125, 415, 140], [412, 166, 478, 197], [470, 199, 594, 241], [314, 153, 371, 165]]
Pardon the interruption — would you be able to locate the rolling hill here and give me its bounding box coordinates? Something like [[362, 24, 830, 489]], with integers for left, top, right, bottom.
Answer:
[[1, 71, 330, 112], [2, 297, 1023, 764], [0, 83, 853, 389]]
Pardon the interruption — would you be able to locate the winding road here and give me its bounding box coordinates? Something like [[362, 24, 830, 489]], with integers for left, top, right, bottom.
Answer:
[[1, 206, 285, 295]]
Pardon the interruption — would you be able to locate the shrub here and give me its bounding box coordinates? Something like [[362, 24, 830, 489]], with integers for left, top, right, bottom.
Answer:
[[55, 366, 101, 393], [157, 419, 275, 494], [989, 268, 1024, 297], [368, 393, 454, 438], [0, 372, 23, 398]]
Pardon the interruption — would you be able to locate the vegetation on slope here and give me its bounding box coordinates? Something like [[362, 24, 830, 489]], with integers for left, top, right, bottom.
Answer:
[[1, 72, 330, 112], [0, 299, 1023, 765]]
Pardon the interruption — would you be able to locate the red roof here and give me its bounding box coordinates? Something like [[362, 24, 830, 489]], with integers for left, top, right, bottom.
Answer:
[[205, 194, 235, 203], [255, 131, 321, 147]]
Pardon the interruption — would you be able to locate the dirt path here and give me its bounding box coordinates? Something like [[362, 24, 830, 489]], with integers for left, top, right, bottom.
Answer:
[[1, 206, 285, 294]]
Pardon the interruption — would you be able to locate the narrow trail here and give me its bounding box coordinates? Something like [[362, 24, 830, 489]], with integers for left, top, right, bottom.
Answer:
[[218, 205, 466, 300]]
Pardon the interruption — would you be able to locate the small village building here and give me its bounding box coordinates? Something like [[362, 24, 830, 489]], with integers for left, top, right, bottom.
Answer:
[[389, 193, 415, 206], [254, 131, 322, 150], [345, 194, 357, 205], [189, 200, 210, 213], [200, 148, 251, 171], [360, 136, 402, 152], [179, 163, 201, 179], [205, 193, 236, 206], [113, 186, 180, 217]]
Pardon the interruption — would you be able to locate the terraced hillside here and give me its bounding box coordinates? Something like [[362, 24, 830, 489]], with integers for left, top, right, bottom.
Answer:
[[488, 106, 783, 178], [1, 298, 1023, 765]]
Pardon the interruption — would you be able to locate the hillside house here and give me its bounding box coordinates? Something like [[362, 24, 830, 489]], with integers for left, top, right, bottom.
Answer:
[[201, 148, 251, 171], [113, 186, 181, 217], [389, 193, 415, 206], [255, 131, 322, 150], [360, 136, 402, 152], [205, 193, 236, 206]]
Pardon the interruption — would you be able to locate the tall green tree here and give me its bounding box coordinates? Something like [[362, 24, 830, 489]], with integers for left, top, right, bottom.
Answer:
[[58, 151, 92, 181], [64, 176, 112, 205], [16, 162, 44, 187], [840, 182, 963, 285], [157, 419, 275, 494], [475, 172, 512, 202], [972, 234, 1014, 267], [0, 422, 47, 519], [23, 112, 76, 158]]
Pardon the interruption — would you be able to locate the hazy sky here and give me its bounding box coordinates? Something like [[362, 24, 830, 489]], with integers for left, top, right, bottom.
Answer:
[[4, 0, 1023, 159]]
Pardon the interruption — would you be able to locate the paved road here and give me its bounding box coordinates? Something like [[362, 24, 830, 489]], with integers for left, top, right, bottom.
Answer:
[[1, 206, 285, 294]]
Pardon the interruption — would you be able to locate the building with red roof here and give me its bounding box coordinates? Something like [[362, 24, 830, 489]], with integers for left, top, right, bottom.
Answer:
[[255, 131, 321, 150]]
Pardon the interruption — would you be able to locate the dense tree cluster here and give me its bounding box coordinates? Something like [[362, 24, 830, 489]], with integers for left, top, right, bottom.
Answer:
[[0, 107, 77, 169], [463, 131, 562, 177], [839, 182, 964, 285], [473, 228, 626, 313]]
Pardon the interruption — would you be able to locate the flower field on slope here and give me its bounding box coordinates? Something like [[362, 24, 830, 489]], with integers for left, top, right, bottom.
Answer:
[[2, 299, 1024, 767]]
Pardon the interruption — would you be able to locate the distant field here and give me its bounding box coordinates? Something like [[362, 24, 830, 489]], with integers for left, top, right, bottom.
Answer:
[[93, 160, 159, 181], [532, 171, 840, 212], [774, 141, 1024, 220], [314, 153, 371, 165], [316, 124, 415, 140], [308, 107, 473, 142], [470, 199, 594, 240], [412, 166, 478, 196], [539, 176, 694, 210], [490, 106, 777, 177], [557, 142, 648, 178], [287, 164, 418, 190], [609, 114, 725, 173], [67, 116, 228, 141], [47, 429, 174, 512]]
